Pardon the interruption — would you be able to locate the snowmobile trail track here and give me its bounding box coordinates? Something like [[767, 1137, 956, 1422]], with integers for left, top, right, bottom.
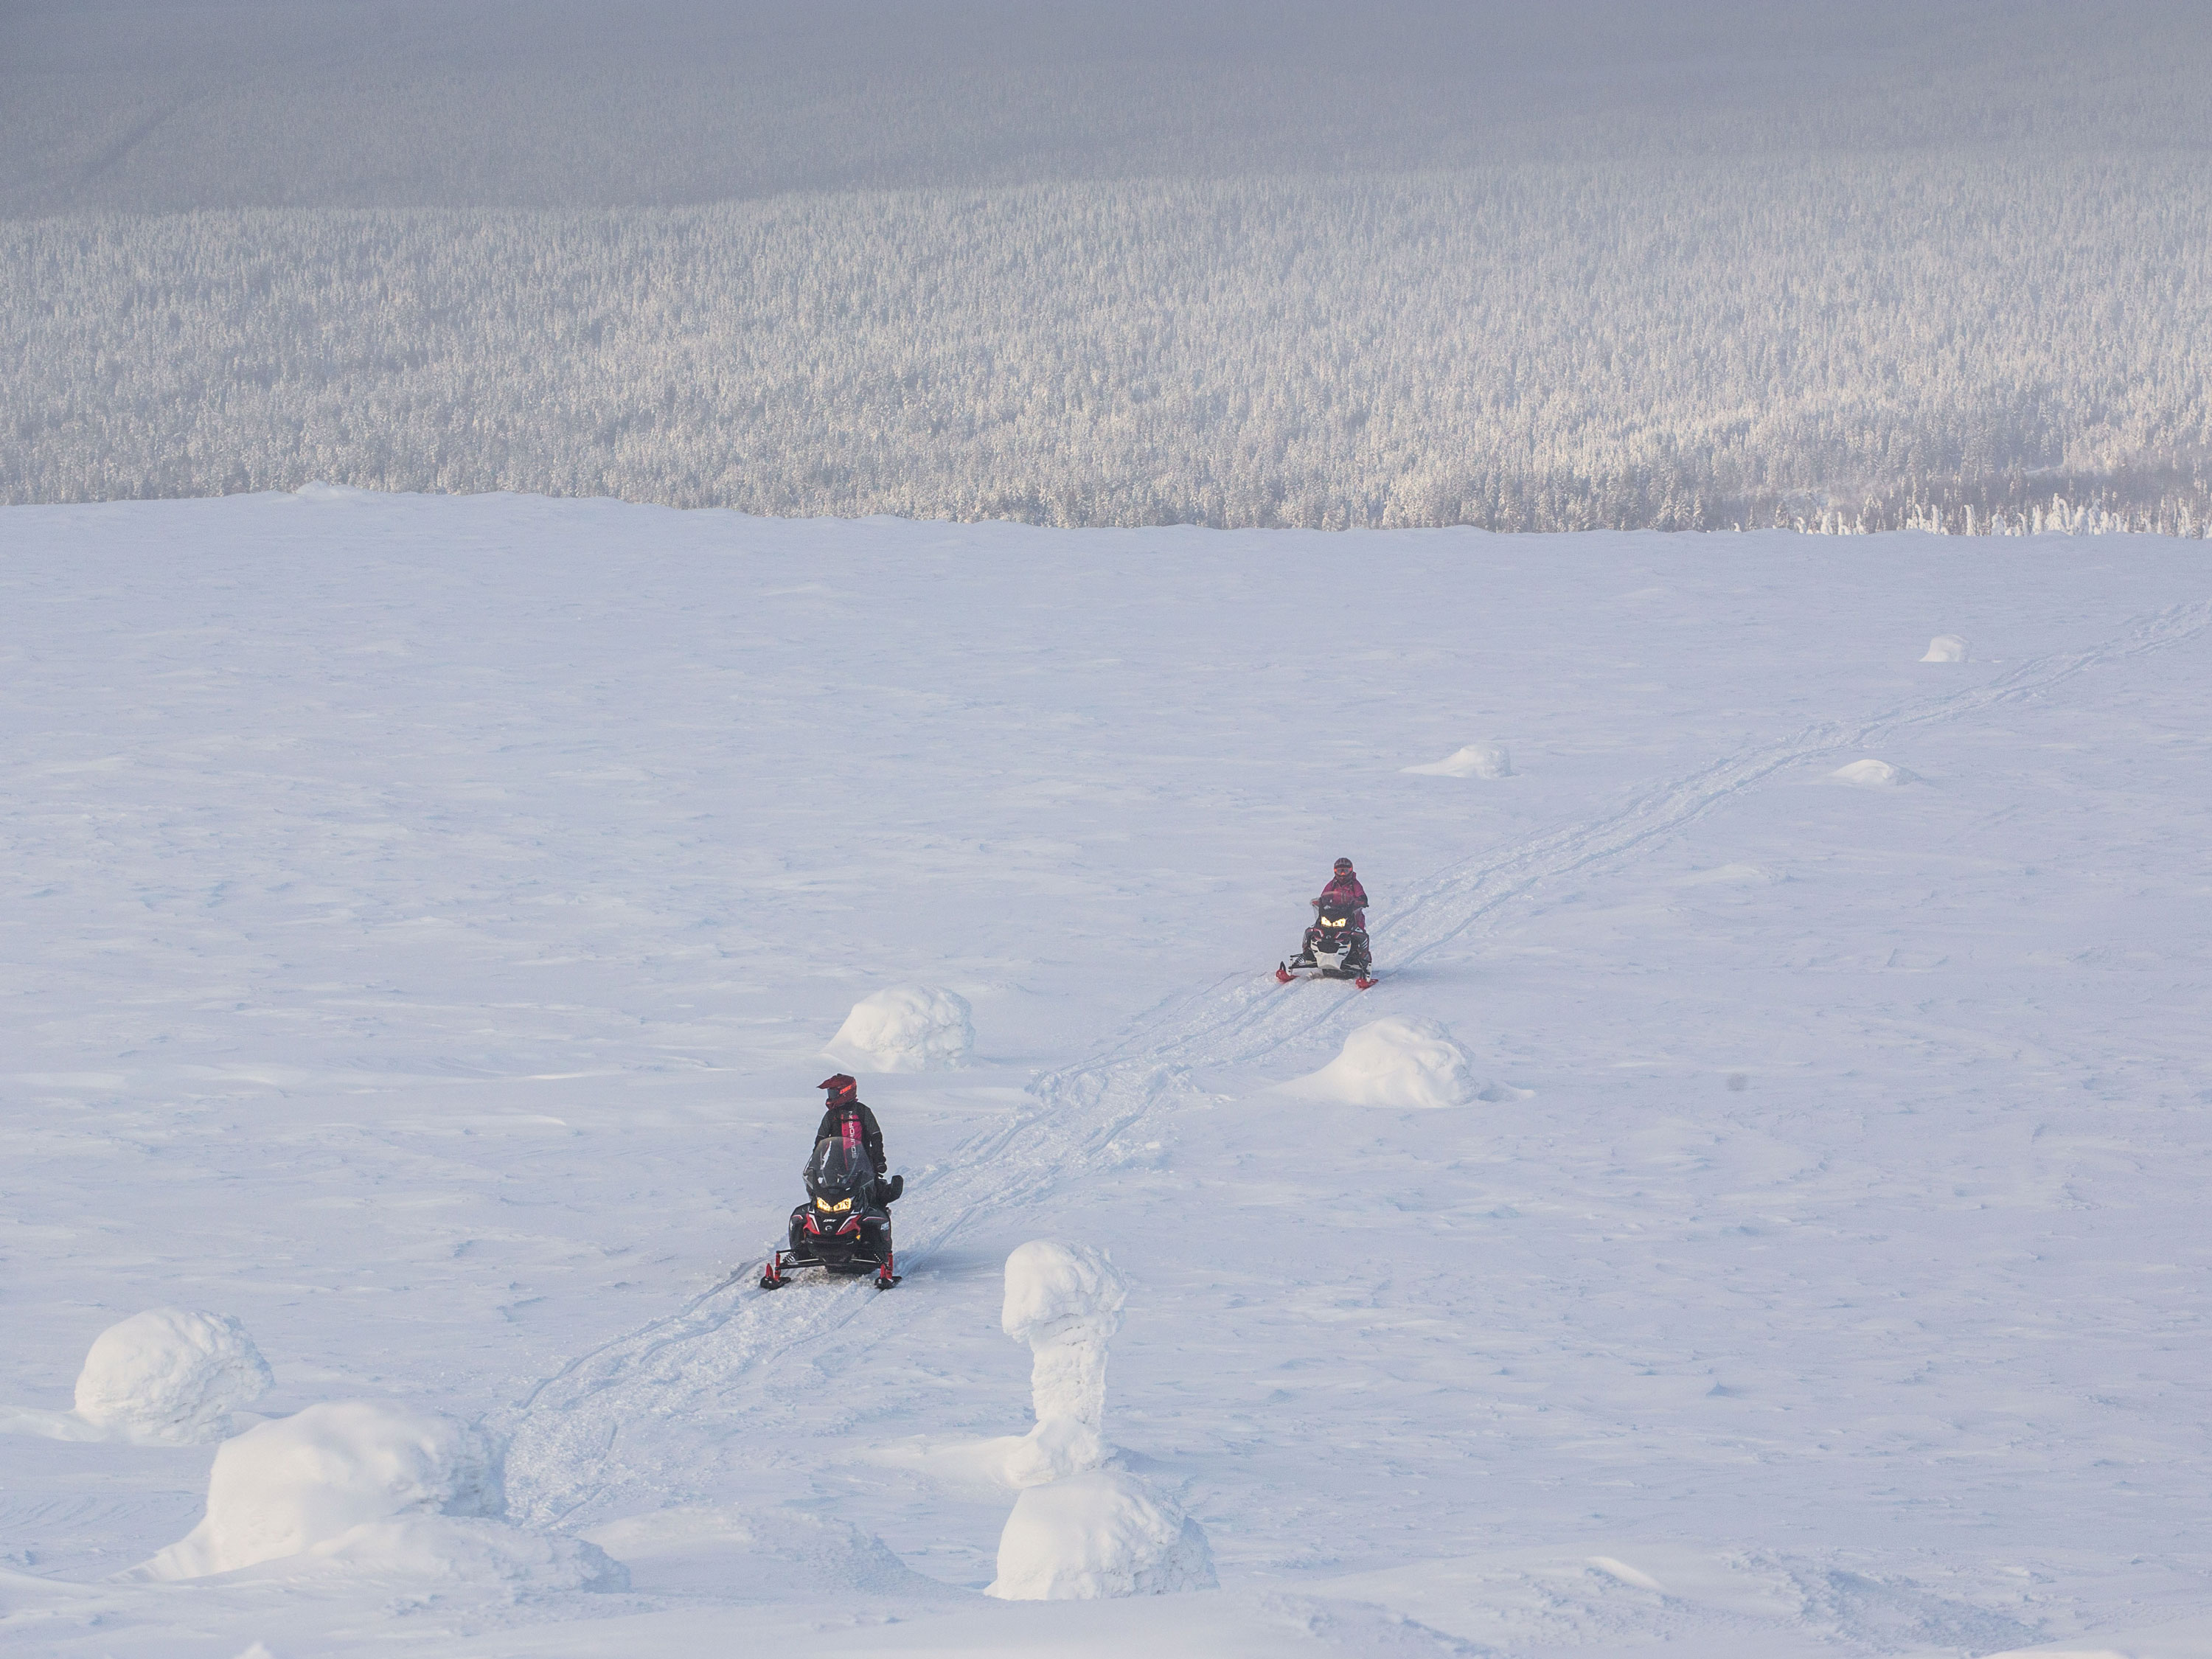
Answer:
[[495, 596, 2212, 1529]]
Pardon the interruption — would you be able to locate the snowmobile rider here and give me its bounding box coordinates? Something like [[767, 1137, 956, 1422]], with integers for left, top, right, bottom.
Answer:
[[815, 1074, 904, 1206], [1317, 858, 1368, 933]]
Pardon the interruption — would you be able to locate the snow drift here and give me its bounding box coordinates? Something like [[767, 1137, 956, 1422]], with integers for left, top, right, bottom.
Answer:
[[72, 1309, 273, 1445], [1831, 757, 1913, 787], [1921, 634, 1970, 662], [142, 1399, 622, 1588], [987, 1469, 1215, 1601], [1403, 741, 1513, 778], [1280, 1016, 1478, 1110], [824, 984, 974, 1072], [582, 1506, 941, 1599]]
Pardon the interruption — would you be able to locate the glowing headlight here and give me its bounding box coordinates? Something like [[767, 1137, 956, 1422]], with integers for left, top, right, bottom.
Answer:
[[1321, 917, 1345, 928], [816, 1197, 854, 1213]]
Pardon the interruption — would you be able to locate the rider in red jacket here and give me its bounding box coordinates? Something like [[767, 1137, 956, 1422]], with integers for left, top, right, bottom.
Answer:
[[1318, 858, 1368, 933]]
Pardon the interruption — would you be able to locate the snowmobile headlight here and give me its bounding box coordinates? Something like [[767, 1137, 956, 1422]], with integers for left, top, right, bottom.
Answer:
[[815, 1196, 854, 1214], [1321, 916, 1346, 928]]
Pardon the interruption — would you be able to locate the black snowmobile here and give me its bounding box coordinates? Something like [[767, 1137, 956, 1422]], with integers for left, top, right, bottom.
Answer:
[[1276, 900, 1377, 988], [759, 1133, 903, 1290]]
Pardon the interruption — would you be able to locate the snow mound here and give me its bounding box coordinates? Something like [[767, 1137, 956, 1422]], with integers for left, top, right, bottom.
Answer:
[[1403, 740, 1513, 778], [1003, 1239, 1127, 1355], [142, 1398, 619, 1588], [1001, 1240, 1127, 1482], [1674, 862, 1782, 887], [824, 984, 974, 1072], [73, 1309, 272, 1445], [987, 1469, 1216, 1600], [1921, 634, 1969, 662], [1281, 1016, 1478, 1109], [1830, 757, 1913, 787]]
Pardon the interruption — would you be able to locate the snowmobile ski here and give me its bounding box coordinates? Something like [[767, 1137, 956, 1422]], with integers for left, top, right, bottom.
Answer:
[[1276, 959, 1378, 990]]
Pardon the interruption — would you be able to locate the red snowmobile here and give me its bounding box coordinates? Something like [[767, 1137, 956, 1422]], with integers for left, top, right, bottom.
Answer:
[[1276, 900, 1377, 989], [759, 1133, 903, 1290]]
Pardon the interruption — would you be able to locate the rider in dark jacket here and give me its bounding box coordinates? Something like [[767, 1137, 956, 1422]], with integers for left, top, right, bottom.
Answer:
[[815, 1074, 902, 1203]]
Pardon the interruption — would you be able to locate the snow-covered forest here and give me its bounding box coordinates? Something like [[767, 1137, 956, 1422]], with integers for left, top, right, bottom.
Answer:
[[6, 0, 2210, 528]]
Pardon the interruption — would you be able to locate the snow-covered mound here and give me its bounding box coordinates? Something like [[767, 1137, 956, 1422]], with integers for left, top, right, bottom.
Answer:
[[987, 1470, 1216, 1600], [142, 1399, 620, 1588], [1280, 1015, 1478, 1109], [1921, 633, 1970, 662], [1403, 740, 1513, 778], [998, 1240, 1127, 1484], [1831, 757, 1913, 787], [824, 984, 974, 1072], [1674, 862, 1783, 887], [1004, 1240, 1125, 1427], [72, 1309, 272, 1445], [988, 1246, 1214, 1599]]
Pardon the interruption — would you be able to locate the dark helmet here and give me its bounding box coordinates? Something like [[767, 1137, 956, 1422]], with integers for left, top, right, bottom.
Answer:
[[818, 1072, 858, 1102], [1333, 858, 1354, 874]]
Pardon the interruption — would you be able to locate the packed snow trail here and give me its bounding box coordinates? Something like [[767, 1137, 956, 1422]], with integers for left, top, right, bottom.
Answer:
[[493, 592, 2212, 1530]]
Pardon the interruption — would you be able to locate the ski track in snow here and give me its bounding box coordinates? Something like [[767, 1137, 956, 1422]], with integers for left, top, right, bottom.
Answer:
[[497, 594, 2212, 1531]]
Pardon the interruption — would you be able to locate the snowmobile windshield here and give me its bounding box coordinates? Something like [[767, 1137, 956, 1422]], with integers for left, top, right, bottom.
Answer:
[[1316, 902, 1360, 928], [807, 1135, 875, 1196]]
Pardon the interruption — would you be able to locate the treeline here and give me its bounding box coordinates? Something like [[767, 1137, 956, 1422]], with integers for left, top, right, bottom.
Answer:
[[7, 161, 2211, 533]]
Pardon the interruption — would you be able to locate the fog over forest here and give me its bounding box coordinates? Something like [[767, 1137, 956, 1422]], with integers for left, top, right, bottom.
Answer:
[[7, 0, 2210, 529]]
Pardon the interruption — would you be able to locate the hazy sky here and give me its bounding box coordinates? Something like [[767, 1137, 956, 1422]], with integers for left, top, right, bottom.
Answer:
[[6, 1, 2207, 215]]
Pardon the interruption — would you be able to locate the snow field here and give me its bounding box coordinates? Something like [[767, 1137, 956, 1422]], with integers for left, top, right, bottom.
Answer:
[[5, 493, 2212, 1655], [1921, 633, 1970, 663]]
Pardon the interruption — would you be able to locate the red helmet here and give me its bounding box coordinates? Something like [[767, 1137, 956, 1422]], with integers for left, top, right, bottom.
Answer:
[[818, 1073, 858, 1102], [1333, 858, 1354, 874]]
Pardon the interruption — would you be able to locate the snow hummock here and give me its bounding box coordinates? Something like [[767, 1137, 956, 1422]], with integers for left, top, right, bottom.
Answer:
[[987, 1244, 1214, 1600], [999, 1240, 1126, 1484], [1830, 757, 1912, 787], [1279, 1015, 1478, 1109], [1921, 633, 1970, 662], [824, 984, 975, 1072], [987, 1469, 1216, 1601], [1674, 862, 1783, 887], [72, 1309, 272, 1445], [142, 1399, 622, 1589], [1403, 740, 1513, 778]]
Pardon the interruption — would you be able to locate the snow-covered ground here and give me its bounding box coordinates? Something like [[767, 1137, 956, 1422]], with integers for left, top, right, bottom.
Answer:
[[4, 489, 2211, 1657]]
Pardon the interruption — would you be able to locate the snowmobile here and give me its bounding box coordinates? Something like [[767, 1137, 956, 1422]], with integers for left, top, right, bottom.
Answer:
[[1276, 900, 1377, 989], [759, 1133, 903, 1290]]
